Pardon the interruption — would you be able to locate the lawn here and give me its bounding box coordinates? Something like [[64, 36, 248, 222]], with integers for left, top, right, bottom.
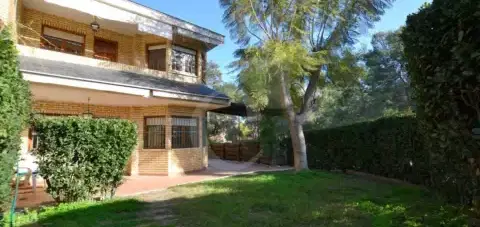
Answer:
[[6, 171, 467, 227]]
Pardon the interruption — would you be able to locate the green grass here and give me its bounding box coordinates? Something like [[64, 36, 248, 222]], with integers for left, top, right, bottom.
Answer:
[[6, 171, 468, 227]]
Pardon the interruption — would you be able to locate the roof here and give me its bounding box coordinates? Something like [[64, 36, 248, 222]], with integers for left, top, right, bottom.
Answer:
[[19, 56, 230, 101]]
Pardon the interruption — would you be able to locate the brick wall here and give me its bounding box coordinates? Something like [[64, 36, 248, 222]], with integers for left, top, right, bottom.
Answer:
[[27, 101, 208, 176], [17, 7, 205, 83]]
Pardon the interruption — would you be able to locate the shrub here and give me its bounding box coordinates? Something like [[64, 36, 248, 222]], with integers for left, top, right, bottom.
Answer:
[[0, 25, 31, 211], [402, 0, 480, 205], [290, 116, 431, 185], [34, 116, 137, 202]]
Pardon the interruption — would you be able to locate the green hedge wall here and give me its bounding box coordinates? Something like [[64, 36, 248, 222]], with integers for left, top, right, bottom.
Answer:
[[34, 116, 137, 202], [402, 0, 480, 205], [294, 116, 430, 185], [0, 26, 31, 211]]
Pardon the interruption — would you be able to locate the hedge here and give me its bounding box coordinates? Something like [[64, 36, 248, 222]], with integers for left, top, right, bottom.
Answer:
[[288, 116, 431, 185], [0, 25, 31, 211], [34, 116, 137, 202], [402, 0, 480, 205]]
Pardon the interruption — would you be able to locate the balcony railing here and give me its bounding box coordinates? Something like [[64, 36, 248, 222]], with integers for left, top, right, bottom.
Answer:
[[17, 45, 199, 84]]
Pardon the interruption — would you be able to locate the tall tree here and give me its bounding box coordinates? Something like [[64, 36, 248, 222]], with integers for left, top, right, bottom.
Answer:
[[221, 0, 393, 170], [205, 61, 223, 89], [363, 29, 410, 111]]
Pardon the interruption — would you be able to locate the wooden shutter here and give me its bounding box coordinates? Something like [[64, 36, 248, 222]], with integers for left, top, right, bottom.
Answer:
[[148, 48, 166, 71], [94, 38, 118, 62]]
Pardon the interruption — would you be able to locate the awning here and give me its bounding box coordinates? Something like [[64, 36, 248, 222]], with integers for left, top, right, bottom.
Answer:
[[209, 102, 284, 117]]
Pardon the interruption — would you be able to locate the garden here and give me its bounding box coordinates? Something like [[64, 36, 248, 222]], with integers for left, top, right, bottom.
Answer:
[[1, 0, 480, 226]]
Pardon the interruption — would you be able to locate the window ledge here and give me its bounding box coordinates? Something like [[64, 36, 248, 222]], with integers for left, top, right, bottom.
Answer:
[[142, 148, 167, 151], [171, 70, 197, 78]]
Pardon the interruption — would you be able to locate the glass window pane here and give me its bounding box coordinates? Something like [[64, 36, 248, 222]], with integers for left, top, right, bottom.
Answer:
[[172, 117, 199, 149], [144, 117, 166, 149]]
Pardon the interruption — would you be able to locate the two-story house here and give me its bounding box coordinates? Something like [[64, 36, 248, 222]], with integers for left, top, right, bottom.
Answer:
[[0, 0, 230, 176]]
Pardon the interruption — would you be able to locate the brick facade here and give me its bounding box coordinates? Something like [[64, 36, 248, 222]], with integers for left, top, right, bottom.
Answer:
[[26, 101, 208, 176], [13, 1, 220, 176], [18, 7, 204, 83]]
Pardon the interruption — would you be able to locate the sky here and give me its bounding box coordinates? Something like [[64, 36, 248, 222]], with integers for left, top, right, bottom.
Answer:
[[134, 0, 431, 83]]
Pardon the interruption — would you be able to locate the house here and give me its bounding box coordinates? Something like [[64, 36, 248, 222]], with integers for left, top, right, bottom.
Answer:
[[0, 0, 230, 176]]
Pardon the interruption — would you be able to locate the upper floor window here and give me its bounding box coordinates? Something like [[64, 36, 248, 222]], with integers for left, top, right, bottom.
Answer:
[[40, 26, 85, 56], [147, 44, 167, 71], [94, 38, 118, 62], [172, 46, 196, 75]]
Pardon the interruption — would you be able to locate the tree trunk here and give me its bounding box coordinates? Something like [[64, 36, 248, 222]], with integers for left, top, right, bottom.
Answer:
[[279, 74, 309, 171], [289, 117, 309, 170]]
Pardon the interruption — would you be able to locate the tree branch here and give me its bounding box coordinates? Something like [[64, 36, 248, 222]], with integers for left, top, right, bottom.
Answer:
[[297, 68, 322, 122], [249, 0, 272, 40]]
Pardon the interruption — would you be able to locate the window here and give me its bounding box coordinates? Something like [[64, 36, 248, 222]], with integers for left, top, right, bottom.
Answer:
[[172, 117, 199, 149], [172, 46, 196, 74], [144, 117, 166, 149], [94, 38, 118, 62], [147, 45, 167, 71], [40, 26, 84, 56]]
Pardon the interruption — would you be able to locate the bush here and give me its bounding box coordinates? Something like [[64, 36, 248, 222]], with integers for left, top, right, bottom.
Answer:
[[34, 116, 137, 202], [402, 0, 480, 205], [0, 25, 31, 211], [290, 116, 431, 185]]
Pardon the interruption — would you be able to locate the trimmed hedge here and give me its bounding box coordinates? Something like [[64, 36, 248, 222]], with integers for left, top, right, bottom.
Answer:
[[0, 26, 31, 211], [402, 0, 480, 205], [292, 116, 430, 185], [34, 116, 137, 202]]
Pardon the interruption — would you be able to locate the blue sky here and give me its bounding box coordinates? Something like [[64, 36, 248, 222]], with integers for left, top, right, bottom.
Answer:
[[135, 0, 430, 82]]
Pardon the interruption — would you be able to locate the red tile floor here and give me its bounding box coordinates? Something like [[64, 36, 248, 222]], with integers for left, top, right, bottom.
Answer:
[[15, 159, 292, 209]]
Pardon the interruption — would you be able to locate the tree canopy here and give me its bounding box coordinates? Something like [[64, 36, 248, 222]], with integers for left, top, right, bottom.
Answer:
[[221, 0, 394, 170]]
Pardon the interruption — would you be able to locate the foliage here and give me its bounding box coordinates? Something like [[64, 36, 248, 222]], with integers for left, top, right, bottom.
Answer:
[[205, 61, 223, 89], [363, 30, 411, 111], [4, 199, 162, 227], [204, 62, 247, 142], [310, 29, 412, 130], [171, 171, 466, 226], [33, 116, 137, 202], [221, 0, 393, 169], [0, 25, 31, 211], [8, 172, 467, 226], [236, 41, 325, 111], [296, 116, 432, 185], [258, 114, 289, 163], [402, 0, 480, 205]]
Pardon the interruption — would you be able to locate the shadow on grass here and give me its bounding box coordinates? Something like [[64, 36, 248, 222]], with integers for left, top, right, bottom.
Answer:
[[12, 171, 468, 227]]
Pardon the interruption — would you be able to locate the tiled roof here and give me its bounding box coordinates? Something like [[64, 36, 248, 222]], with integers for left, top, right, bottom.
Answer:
[[19, 56, 230, 101]]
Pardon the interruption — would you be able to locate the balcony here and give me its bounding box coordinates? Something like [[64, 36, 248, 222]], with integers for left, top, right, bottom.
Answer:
[[15, 0, 223, 84]]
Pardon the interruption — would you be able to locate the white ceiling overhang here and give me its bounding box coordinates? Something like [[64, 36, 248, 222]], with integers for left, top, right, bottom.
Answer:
[[43, 0, 173, 39], [30, 0, 224, 46]]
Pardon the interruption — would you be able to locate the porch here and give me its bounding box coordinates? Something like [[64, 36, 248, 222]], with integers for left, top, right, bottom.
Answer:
[[14, 159, 293, 209]]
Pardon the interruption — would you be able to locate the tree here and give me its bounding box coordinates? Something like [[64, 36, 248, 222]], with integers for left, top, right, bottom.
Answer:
[[0, 25, 31, 210], [363, 29, 410, 112], [221, 0, 393, 170], [205, 61, 223, 89], [205, 61, 246, 142]]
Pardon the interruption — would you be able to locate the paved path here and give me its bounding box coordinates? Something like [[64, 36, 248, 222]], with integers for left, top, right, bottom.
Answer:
[[16, 160, 292, 208], [116, 159, 292, 196]]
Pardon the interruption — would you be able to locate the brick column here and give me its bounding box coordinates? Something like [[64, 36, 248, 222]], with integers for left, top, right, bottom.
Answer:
[[166, 40, 172, 74], [196, 49, 202, 83], [128, 106, 139, 176]]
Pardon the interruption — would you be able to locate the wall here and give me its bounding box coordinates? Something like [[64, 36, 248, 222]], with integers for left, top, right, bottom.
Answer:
[[25, 100, 208, 176], [17, 7, 205, 83]]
